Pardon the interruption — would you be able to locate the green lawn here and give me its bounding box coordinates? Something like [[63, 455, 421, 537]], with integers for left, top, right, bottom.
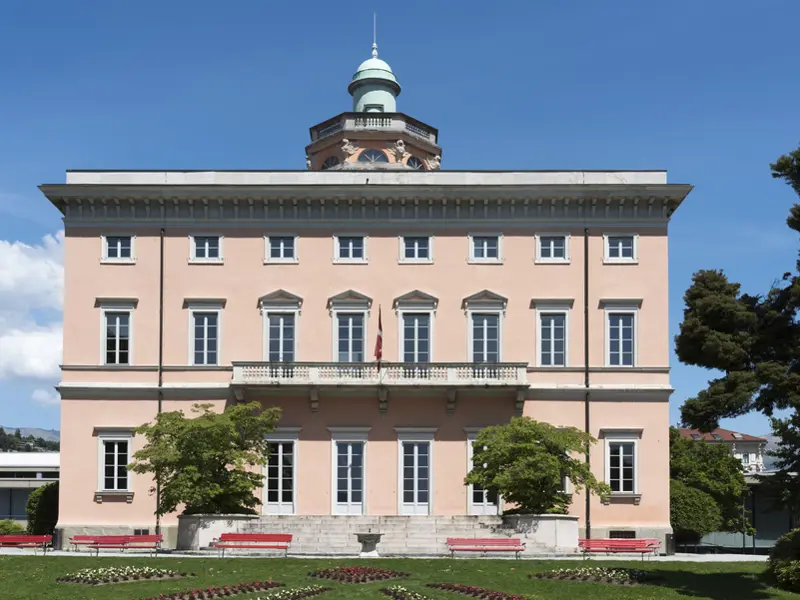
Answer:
[[0, 556, 790, 600]]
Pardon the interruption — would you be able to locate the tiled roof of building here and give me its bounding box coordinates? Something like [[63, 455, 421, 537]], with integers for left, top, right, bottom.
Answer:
[[678, 428, 766, 443]]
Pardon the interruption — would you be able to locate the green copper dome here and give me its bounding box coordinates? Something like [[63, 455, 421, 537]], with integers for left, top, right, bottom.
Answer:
[[348, 44, 401, 112]]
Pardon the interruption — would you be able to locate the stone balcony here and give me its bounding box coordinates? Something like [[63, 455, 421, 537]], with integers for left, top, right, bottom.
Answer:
[[309, 112, 439, 146], [231, 362, 528, 388]]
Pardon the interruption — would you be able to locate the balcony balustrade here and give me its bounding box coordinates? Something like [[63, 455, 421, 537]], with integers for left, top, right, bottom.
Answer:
[[310, 113, 437, 144], [231, 362, 528, 387]]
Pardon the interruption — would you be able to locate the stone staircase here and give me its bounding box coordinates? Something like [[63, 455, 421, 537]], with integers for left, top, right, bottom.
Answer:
[[242, 515, 506, 556]]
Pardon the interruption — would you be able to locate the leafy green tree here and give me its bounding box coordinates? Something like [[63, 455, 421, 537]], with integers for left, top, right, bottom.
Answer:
[[26, 482, 59, 535], [669, 428, 749, 537], [670, 480, 723, 544], [464, 417, 610, 514], [0, 519, 26, 534], [675, 144, 800, 511], [129, 402, 281, 517]]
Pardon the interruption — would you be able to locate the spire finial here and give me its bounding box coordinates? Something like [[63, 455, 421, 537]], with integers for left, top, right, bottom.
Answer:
[[372, 12, 378, 58]]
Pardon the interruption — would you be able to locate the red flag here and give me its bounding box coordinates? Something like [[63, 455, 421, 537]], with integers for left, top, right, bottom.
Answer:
[[374, 306, 383, 370]]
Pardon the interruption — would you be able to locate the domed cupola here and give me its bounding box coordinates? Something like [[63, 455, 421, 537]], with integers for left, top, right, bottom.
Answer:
[[348, 43, 401, 113]]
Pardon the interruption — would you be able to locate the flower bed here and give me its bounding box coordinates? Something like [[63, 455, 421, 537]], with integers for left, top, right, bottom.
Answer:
[[135, 580, 283, 599], [530, 567, 652, 586], [56, 567, 188, 585], [253, 586, 331, 600], [426, 583, 531, 600], [381, 585, 435, 599], [309, 566, 408, 584]]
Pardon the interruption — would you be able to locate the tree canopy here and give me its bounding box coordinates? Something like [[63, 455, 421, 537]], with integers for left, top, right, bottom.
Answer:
[[129, 402, 281, 517], [669, 427, 749, 538], [675, 144, 800, 510], [464, 417, 610, 514]]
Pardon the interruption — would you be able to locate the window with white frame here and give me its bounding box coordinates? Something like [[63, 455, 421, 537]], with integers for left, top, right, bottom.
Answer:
[[471, 313, 500, 363], [397, 429, 435, 515], [188, 302, 223, 365], [335, 235, 367, 262], [401, 236, 432, 263], [539, 312, 567, 366], [260, 291, 302, 373], [98, 432, 131, 492], [330, 428, 369, 515], [336, 313, 365, 362], [469, 234, 502, 262], [605, 435, 639, 494], [607, 312, 635, 367], [103, 310, 131, 365], [467, 434, 499, 515], [190, 235, 222, 262], [265, 235, 297, 263], [604, 234, 637, 262], [266, 314, 295, 362], [402, 313, 430, 363], [102, 235, 134, 262], [536, 234, 569, 263], [264, 428, 300, 515]]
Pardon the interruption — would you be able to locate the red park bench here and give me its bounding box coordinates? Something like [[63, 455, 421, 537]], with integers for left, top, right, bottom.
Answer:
[[68, 534, 162, 556], [579, 538, 661, 560], [0, 535, 52, 555], [446, 537, 526, 559], [212, 533, 293, 557]]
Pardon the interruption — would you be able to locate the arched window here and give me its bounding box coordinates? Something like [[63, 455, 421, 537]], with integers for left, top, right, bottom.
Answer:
[[321, 156, 340, 170], [407, 156, 426, 170], [358, 149, 389, 164]]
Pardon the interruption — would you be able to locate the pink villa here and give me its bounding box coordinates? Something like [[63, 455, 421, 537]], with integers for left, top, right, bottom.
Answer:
[[41, 45, 691, 553]]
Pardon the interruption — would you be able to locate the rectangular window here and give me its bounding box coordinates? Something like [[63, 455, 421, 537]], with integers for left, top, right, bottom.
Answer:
[[101, 438, 129, 491], [265, 441, 294, 514], [470, 235, 500, 261], [191, 235, 222, 261], [104, 311, 130, 365], [335, 441, 364, 515], [539, 313, 566, 366], [402, 236, 431, 262], [401, 441, 430, 515], [336, 235, 366, 261], [469, 441, 499, 515], [471, 313, 500, 363], [267, 313, 295, 362], [402, 313, 430, 363], [607, 441, 636, 493], [267, 236, 296, 262], [193, 312, 219, 365], [337, 313, 365, 362], [741, 453, 750, 465], [537, 235, 567, 262], [605, 235, 636, 261], [104, 235, 133, 260], [608, 313, 635, 366]]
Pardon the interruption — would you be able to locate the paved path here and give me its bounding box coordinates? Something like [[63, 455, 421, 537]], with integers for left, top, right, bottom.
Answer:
[[0, 549, 769, 562]]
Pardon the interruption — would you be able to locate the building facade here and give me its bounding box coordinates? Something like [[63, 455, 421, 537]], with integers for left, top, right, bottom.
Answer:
[[43, 45, 691, 550], [0, 453, 59, 524], [678, 428, 768, 473]]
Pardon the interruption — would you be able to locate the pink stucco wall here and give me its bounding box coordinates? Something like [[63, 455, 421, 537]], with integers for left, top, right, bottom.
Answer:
[[57, 224, 672, 531]]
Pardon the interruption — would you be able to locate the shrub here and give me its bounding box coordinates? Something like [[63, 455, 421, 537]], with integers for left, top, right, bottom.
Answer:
[[26, 481, 58, 535], [0, 519, 26, 534], [670, 479, 722, 544], [769, 528, 800, 591]]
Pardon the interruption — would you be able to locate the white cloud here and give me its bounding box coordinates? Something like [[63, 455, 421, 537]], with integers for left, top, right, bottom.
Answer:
[[31, 387, 60, 406], [0, 231, 64, 382]]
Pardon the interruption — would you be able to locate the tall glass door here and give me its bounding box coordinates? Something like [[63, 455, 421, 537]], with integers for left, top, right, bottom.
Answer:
[[335, 441, 364, 514], [401, 441, 431, 515], [265, 441, 294, 514]]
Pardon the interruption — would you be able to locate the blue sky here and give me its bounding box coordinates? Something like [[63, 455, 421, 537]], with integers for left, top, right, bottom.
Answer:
[[0, 0, 798, 432]]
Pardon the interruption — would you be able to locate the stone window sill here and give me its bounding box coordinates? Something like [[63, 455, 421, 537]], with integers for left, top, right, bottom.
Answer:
[[603, 493, 642, 505], [95, 491, 134, 504]]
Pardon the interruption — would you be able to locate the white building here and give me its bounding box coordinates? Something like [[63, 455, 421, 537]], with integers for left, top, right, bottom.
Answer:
[[678, 428, 767, 473], [0, 453, 60, 523]]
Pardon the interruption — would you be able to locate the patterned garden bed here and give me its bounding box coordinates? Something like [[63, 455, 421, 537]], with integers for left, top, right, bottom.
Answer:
[[135, 580, 283, 599], [252, 586, 331, 600], [309, 566, 408, 584], [530, 567, 653, 586], [427, 583, 532, 599], [56, 567, 189, 585], [381, 585, 435, 599]]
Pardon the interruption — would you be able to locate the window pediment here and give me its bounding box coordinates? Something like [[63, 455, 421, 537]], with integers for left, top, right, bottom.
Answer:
[[327, 289, 372, 310], [258, 289, 303, 310], [462, 289, 507, 311], [393, 289, 438, 310]]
